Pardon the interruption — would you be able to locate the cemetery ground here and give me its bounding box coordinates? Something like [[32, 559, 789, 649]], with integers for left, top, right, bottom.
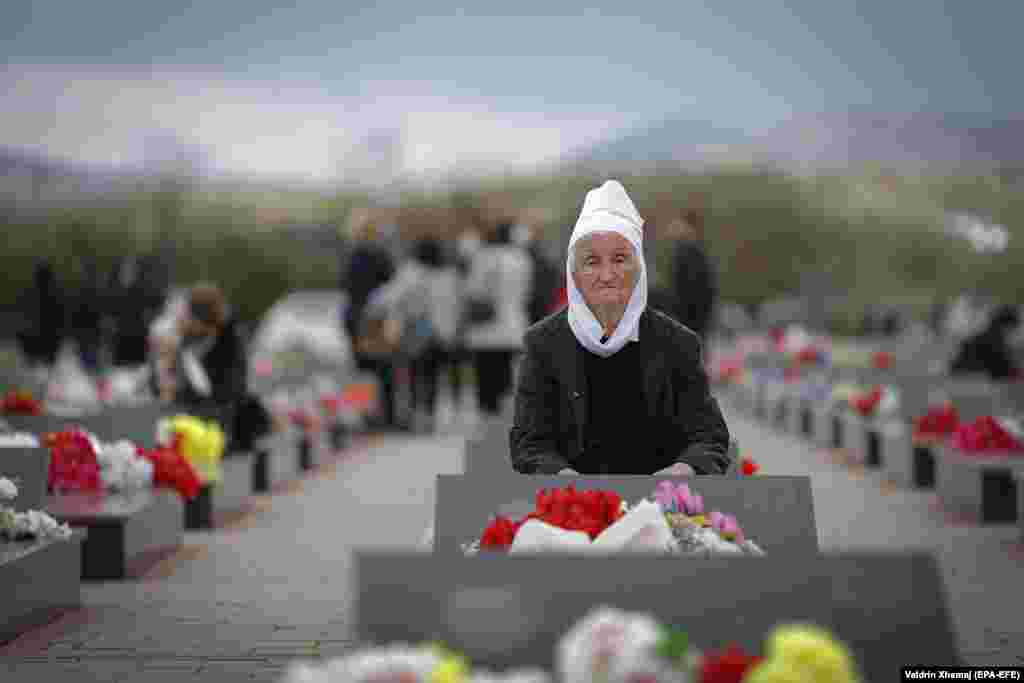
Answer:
[[2, 393, 1023, 681]]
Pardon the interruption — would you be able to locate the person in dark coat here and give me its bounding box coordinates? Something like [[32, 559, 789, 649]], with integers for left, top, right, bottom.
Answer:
[[514, 223, 560, 325], [174, 284, 249, 426], [17, 260, 66, 368], [71, 259, 105, 375], [107, 256, 151, 367], [669, 211, 718, 346], [950, 305, 1022, 381], [341, 220, 398, 428], [510, 181, 731, 476]]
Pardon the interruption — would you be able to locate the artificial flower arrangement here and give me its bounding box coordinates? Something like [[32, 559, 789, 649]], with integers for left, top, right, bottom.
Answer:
[[280, 606, 861, 683], [139, 435, 202, 501], [710, 355, 744, 385], [911, 403, 959, 441], [2, 389, 43, 415], [156, 415, 225, 485], [462, 484, 764, 558], [0, 476, 72, 542], [847, 386, 899, 420], [46, 427, 200, 501], [739, 457, 760, 477], [949, 416, 1024, 455]]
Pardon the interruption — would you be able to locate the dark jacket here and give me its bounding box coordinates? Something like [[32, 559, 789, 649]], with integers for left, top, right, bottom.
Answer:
[[342, 243, 396, 340], [672, 241, 717, 340], [176, 317, 249, 409], [950, 306, 1021, 381], [510, 308, 732, 475]]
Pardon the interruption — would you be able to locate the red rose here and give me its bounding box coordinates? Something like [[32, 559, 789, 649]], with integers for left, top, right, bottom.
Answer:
[[740, 458, 759, 476], [480, 516, 518, 549], [699, 644, 762, 683]]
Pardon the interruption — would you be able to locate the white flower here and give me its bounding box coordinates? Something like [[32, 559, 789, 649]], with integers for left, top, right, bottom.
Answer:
[[2, 508, 72, 541], [557, 607, 663, 683], [323, 644, 440, 681], [0, 477, 18, 501]]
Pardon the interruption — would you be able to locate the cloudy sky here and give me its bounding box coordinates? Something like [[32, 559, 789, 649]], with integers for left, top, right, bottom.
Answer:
[[2, 1, 1019, 182]]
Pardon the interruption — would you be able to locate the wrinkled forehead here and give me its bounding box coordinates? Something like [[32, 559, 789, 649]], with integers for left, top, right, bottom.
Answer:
[[573, 230, 637, 257]]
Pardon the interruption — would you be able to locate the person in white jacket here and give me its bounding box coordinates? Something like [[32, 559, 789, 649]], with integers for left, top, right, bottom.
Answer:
[[463, 222, 533, 417]]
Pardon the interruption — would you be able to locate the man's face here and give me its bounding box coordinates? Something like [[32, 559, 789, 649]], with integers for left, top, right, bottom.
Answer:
[[573, 232, 638, 311]]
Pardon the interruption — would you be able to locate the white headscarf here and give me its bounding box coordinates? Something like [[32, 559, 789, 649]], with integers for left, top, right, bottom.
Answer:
[[566, 180, 647, 358]]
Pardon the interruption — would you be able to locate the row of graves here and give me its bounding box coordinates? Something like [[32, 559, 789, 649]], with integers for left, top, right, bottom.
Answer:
[[0, 351, 374, 647], [719, 330, 1024, 531], [277, 365, 965, 682]]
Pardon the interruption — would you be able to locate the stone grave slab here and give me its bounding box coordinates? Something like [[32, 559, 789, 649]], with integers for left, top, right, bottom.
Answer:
[[354, 552, 960, 679], [184, 452, 254, 530], [934, 444, 1024, 524], [432, 475, 818, 556], [45, 488, 184, 580], [0, 529, 86, 644], [0, 440, 48, 512]]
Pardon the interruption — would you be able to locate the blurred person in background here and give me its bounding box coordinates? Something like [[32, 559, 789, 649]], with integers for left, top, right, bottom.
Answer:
[[107, 255, 152, 367], [16, 259, 67, 376], [514, 222, 560, 325], [71, 259, 105, 379], [669, 209, 717, 347], [173, 284, 249, 429], [342, 220, 398, 430], [950, 304, 1022, 381], [463, 221, 532, 418], [369, 237, 459, 432]]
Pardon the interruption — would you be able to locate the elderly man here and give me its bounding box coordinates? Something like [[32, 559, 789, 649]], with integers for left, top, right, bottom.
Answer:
[[510, 180, 732, 475]]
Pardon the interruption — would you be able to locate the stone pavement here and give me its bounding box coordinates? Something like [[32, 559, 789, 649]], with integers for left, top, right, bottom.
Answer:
[[2, 391, 1022, 680]]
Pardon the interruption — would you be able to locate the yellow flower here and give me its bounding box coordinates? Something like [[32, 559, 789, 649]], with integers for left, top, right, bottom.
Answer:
[[757, 625, 860, 683], [429, 649, 469, 683], [743, 658, 806, 683]]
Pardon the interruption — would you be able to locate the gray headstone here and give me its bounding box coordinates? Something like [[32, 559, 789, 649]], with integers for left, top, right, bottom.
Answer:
[[433, 475, 818, 556], [0, 444, 48, 512], [354, 552, 960, 678]]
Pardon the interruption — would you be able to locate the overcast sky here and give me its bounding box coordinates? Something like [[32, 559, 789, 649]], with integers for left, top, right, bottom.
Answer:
[[3, 1, 1018, 181]]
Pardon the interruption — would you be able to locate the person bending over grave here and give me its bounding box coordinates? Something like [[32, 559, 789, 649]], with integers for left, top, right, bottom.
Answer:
[[510, 180, 732, 476], [173, 284, 249, 426]]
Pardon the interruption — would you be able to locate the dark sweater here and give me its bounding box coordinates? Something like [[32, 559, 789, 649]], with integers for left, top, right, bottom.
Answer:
[[582, 340, 651, 473]]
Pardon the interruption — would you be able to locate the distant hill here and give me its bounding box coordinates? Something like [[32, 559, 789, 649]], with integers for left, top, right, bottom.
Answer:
[[567, 112, 1024, 174]]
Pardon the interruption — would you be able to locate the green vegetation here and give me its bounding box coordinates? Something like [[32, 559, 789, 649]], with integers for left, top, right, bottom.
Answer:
[[2, 168, 1021, 327]]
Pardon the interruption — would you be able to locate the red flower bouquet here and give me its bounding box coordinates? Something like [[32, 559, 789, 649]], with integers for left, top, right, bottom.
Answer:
[[950, 416, 1024, 454], [138, 436, 203, 501], [740, 457, 760, 476], [851, 386, 883, 418], [2, 390, 43, 415], [478, 485, 625, 551], [699, 644, 762, 683], [912, 402, 959, 440], [45, 429, 102, 492]]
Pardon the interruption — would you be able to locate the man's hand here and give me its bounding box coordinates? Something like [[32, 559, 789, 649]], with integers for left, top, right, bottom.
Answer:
[[654, 462, 695, 477], [557, 468, 580, 475]]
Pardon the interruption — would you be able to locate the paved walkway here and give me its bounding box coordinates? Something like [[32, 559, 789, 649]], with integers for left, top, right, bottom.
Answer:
[[2, 392, 1022, 680]]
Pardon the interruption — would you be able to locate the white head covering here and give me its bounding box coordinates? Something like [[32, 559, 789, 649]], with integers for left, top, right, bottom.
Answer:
[[566, 180, 647, 358]]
